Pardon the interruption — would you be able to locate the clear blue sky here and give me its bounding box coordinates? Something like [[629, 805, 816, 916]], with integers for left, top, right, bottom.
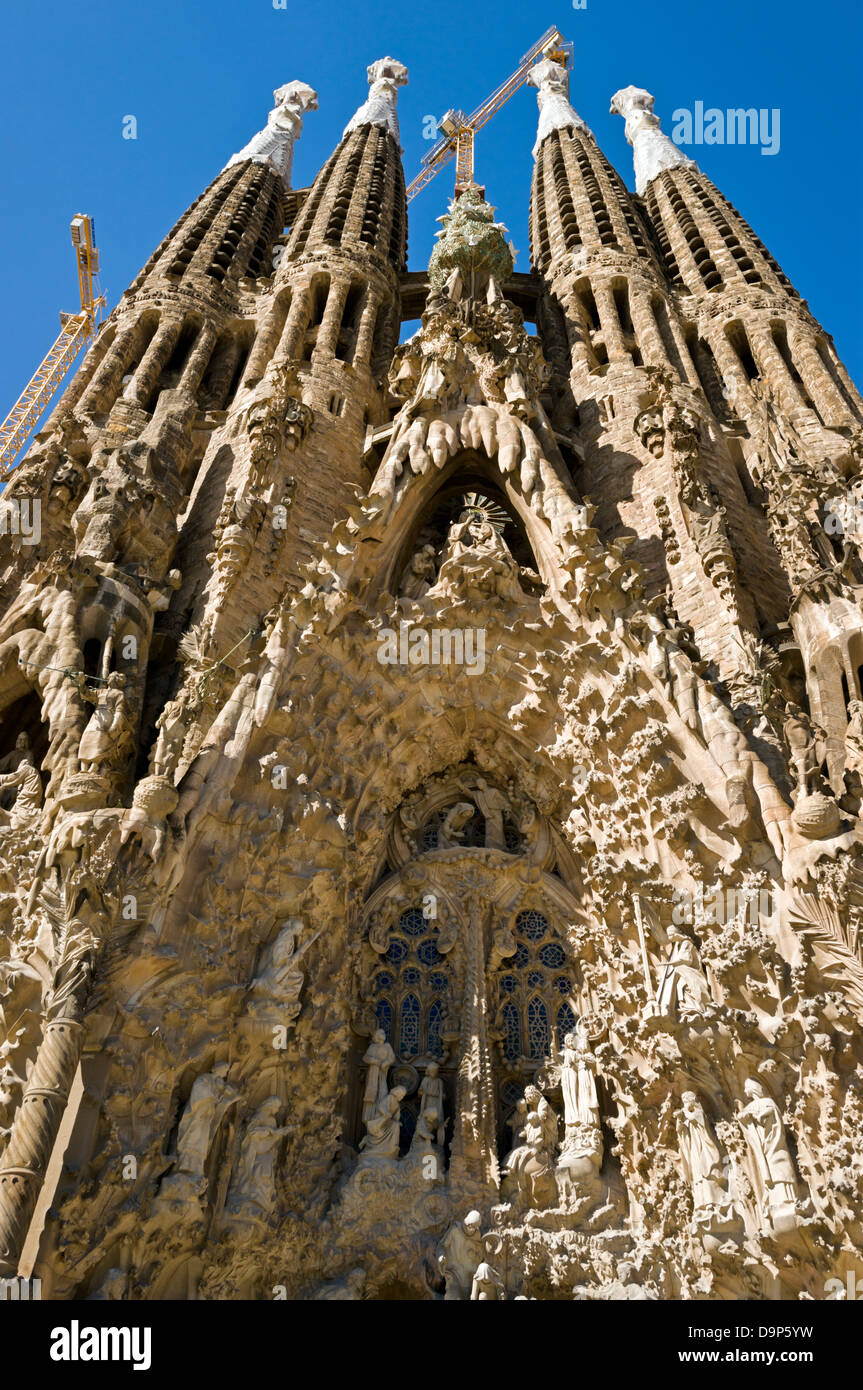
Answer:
[[1, 0, 860, 434]]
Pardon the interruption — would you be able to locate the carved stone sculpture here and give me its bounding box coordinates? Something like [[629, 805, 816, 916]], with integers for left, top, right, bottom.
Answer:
[[361, 1028, 396, 1124], [675, 1092, 735, 1231], [655, 928, 711, 1019], [438, 1210, 483, 1301], [224, 1097, 293, 1222], [737, 1079, 798, 1233]]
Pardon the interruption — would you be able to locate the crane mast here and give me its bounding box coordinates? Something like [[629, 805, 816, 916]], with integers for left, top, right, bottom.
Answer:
[[407, 25, 572, 202], [0, 214, 105, 480]]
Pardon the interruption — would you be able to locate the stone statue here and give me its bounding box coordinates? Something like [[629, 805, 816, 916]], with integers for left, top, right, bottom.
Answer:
[[77, 672, 132, 776], [471, 1261, 505, 1300], [675, 1091, 733, 1226], [472, 777, 508, 849], [165, 1065, 237, 1199], [655, 928, 711, 1019], [358, 1084, 406, 1165], [783, 702, 827, 797], [556, 1023, 603, 1193], [223, 81, 319, 189], [149, 697, 188, 779], [0, 743, 42, 832], [502, 1083, 558, 1205], [844, 699, 863, 782], [400, 543, 437, 599], [418, 1061, 445, 1146], [737, 1079, 798, 1230], [410, 1106, 440, 1158], [0, 732, 31, 775], [225, 1097, 293, 1219], [361, 1028, 396, 1124], [437, 800, 476, 848], [428, 514, 524, 605], [245, 920, 315, 1027], [438, 1210, 483, 1301]]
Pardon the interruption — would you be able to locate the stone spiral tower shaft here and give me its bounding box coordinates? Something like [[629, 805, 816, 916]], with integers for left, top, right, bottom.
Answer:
[[0, 46, 861, 1303]]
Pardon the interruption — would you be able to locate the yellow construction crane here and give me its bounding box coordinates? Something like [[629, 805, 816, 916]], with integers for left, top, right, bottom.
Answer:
[[407, 25, 573, 203], [0, 214, 105, 479]]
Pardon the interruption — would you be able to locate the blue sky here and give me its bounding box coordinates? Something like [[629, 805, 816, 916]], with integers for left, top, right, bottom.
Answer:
[[1, 0, 860, 441]]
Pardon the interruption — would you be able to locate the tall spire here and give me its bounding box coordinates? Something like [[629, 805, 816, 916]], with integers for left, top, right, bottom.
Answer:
[[224, 81, 319, 190], [609, 86, 695, 195], [343, 56, 409, 146], [528, 58, 590, 157]]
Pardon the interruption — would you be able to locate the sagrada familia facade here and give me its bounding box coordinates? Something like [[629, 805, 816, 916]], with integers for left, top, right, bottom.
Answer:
[[0, 50, 862, 1302]]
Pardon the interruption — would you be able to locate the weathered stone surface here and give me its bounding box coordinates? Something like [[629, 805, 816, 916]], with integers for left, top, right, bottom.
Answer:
[[0, 48, 861, 1303]]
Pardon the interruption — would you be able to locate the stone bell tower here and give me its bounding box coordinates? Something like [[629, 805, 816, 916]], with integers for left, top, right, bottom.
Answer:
[[0, 43, 862, 1304]]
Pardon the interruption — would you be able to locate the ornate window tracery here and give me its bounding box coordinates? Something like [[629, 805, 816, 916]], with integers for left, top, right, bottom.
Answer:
[[371, 907, 452, 1060], [494, 908, 578, 1065]]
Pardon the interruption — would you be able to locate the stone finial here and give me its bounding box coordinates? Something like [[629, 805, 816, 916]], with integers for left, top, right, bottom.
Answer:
[[609, 85, 696, 194], [224, 81, 318, 190], [343, 57, 409, 145], [527, 59, 591, 157]]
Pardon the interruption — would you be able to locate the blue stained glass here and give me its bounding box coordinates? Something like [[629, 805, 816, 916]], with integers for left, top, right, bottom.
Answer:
[[422, 816, 441, 850], [554, 976, 571, 995], [516, 909, 549, 942], [502, 1001, 521, 1063], [430, 972, 449, 993], [400, 992, 421, 1057], [504, 818, 521, 853], [418, 939, 439, 965], [387, 939, 408, 963], [539, 942, 566, 968], [375, 999, 393, 1039], [527, 970, 543, 989], [557, 1002, 577, 1038], [428, 1000, 444, 1056], [403, 968, 421, 986], [400, 909, 427, 936], [513, 943, 529, 969], [373, 972, 394, 993], [500, 1080, 523, 1109], [499, 975, 518, 995], [527, 996, 549, 1059]]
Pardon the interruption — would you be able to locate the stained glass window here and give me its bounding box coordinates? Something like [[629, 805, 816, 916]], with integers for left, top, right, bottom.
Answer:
[[369, 907, 453, 1061], [492, 907, 578, 1070], [428, 999, 444, 1057], [527, 996, 549, 1058], [517, 909, 548, 942], [502, 1000, 521, 1063], [400, 909, 427, 936], [400, 993, 421, 1056], [375, 998, 393, 1038], [557, 1001, 577, 1039]]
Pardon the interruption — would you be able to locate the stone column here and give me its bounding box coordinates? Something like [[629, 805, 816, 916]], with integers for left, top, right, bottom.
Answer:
[[77, 321, 150, 416], [594, 281, 629, 364], [352, 289, 382, 369], [277, 285, 313, 361], [177, 323, 218, 397], [313, 279, 350, 363], [244, 295, 290, 387], [125, 319, 184, 410]]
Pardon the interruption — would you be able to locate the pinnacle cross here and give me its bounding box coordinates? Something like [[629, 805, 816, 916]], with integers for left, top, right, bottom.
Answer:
[[609, 86, 696, 195], [343, 57, 409, 148], [527, 58, 591, 158], [224, 81, 319, 190]]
